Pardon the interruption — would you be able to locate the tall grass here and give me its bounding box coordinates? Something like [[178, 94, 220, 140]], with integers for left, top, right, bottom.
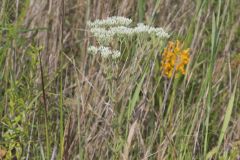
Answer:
[[0, 0, 240, 159]]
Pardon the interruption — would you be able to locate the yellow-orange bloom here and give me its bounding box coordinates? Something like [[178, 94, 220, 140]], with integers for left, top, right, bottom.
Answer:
[[161, 40, 190, 78]]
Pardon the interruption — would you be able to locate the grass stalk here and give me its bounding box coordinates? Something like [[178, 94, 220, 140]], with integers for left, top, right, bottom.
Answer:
[[39, 49, 50, 160]]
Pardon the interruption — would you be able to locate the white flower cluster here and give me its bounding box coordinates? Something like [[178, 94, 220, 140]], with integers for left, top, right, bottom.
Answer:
[[112, 50, 121, 59], [87, 16, 132, 28], [110, 26, 135, 37], [98, 46, 112, 58], [87, 45, 121, 59], [90, 28, 113, 44], [90, 24, 169, 44], [87, 46, 98, 55], [87, 16, 170, 59], [134, 23, 170, 38]]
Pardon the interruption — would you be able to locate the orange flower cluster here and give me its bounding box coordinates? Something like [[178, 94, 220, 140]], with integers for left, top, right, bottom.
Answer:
[[161, 40, 190, 78]]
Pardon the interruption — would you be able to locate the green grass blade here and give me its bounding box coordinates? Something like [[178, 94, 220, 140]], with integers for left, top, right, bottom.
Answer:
[[217, 80, 238, 153], [127, 72, 146, 122], [138, 0, 145, 22]]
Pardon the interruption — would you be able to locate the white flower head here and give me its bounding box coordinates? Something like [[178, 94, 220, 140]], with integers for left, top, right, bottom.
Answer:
[[90, 28, 114, 44], [98, 46, 112, 58], [87, 16, 132, 28], [87, 45, 122, 59], [154, 28, 170, 38], [134, 23, 150, 34], [110, 26, 134, 37], [132, 23, 170, 38], [112, 50, 121, 59], [87, 46, 98, 55]]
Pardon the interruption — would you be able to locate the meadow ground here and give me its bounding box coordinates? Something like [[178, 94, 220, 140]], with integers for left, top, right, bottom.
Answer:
[[0, 0, 240, 159]]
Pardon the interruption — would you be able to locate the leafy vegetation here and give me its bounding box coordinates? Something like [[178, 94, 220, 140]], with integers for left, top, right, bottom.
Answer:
[[0, 0, 240, 159]]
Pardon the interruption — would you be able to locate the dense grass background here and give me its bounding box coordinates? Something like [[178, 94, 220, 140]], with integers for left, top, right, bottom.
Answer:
[[0, 0, 240, 159]]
